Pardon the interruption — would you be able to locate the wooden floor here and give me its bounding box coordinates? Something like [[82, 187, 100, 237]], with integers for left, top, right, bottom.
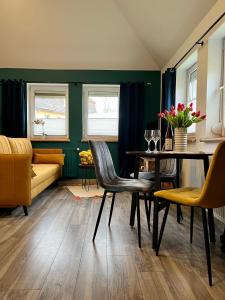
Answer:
[[0, 185, 225, 300]]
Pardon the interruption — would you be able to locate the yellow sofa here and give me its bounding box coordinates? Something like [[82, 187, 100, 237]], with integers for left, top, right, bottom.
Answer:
[[0, 135, 63, 215]]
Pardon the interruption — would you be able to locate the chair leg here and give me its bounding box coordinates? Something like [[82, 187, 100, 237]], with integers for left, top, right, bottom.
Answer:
[[136, 193, 141, 248], [108, 192, 116, 226], [176, 204, 183, 223], [23, 206, 28, 216], [201, 208, 212, 286], [129, 193, 137, 227], [144, 193, 150, 231], [152, 197, 159, 250], [208, 209, 216, 244], [190, 207, 194, 243], [149, 198, 152, 230], [93, 191, 107, 241], [156, 202, 170, 256]]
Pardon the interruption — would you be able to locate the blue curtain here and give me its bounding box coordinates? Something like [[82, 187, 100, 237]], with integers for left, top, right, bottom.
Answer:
[[118, 82, 145, 177], [161, 68, 176, 146], [2, 80, 27, 137]]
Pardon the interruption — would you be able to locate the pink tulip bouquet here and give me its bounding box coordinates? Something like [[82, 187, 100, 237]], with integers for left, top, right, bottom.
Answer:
[[158, 103, 206, 128]]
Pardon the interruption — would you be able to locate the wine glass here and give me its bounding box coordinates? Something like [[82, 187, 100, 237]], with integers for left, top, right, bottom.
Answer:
[[151, 130, 161, 152], [144, 130, 152, 153]]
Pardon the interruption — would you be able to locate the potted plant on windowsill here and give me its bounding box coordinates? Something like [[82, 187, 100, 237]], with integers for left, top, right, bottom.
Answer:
[[158, 103, 206, 151]]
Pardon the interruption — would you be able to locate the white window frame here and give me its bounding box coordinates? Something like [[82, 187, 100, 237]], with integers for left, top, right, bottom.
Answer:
[[82, 84, 120, 142], [27, 83, 69, 141], [186, 63, 197, 135], [220, 38, 225, 136]]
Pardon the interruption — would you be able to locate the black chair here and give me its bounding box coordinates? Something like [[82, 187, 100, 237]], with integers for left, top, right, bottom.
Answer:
[[89, 141, 154, 248]]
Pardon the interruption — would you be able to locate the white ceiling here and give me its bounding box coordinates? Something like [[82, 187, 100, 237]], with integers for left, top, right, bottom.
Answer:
[[114, 0, 217, 68], [0, 0, 217, 70]]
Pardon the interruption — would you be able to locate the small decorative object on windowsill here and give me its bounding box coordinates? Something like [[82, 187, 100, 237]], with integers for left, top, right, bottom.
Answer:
[[33, 119, 46, 136], [158, 103, 206, 152]]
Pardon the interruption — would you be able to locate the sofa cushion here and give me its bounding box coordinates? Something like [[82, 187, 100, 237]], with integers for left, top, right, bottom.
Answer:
[[8, 138, 32, 157], [0, 135, 12, 154], [33, 148, 63, 155], [33, 153, 65, 165], [31, 164, 61, 189]]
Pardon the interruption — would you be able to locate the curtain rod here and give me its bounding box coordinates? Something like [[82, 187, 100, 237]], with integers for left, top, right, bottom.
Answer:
[[173, 12, 225, 70], [0, 81, 152, 86]]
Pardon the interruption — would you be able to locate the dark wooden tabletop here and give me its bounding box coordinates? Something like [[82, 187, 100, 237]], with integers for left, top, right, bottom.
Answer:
[[126, 151, 213, 159]]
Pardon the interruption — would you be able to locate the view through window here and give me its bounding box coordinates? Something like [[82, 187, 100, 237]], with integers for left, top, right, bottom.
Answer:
[[27, 84, 69, 140], [83, 85, 120, 140]]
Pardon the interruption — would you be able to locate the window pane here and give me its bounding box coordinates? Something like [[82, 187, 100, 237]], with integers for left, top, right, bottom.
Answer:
[[187, 99, 196, 133], [34, 94, 66, 136], [87, 95, 119, 136]]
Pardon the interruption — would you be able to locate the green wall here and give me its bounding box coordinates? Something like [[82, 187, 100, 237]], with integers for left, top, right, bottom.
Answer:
[[0, 68, 160, 178]]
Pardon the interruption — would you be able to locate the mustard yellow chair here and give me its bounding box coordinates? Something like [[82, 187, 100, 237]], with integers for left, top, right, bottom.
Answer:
[[154, 141, 225, 286]]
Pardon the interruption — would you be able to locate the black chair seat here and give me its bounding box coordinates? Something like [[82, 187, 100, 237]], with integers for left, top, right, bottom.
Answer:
[[130, 171, 176, 181], [102, 178, 154, 193]]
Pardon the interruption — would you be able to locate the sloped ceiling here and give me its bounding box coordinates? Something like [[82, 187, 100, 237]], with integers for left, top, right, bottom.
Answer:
[[0, 0, 158, 70], [114, 0, 217, 68], [0, 0, 217, 70]]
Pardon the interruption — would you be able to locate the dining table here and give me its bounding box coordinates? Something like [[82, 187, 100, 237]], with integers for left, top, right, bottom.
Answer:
[[126, 150, 214, 249]]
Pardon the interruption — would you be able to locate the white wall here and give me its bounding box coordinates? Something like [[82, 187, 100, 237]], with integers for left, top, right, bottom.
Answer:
[[0, 0, 158, 70]]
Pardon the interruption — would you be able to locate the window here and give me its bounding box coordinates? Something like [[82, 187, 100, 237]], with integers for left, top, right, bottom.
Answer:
[[27, 83, 69, 141], [186, 64, 197, 133], [176, 51, 198, 136], [82, 84, 120, 141]]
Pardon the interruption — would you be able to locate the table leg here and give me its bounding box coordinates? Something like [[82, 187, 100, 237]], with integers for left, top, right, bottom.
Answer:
[[204, 157, 215, 243], [152, 158, 160, 249], [129, 156, 140, 227], [176, 158, 183, 223]]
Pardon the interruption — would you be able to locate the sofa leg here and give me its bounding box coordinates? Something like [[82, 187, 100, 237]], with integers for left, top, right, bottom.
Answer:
[[23, 206, 28, 216]]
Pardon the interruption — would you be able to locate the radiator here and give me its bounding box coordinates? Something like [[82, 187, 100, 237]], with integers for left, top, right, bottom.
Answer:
[[214, 207, 225, 224], [63, 148, 78, 178]]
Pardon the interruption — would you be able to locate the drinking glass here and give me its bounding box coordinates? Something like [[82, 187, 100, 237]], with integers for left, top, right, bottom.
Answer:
[[151, 130, 161, 152], [144, 130, 152, 153]]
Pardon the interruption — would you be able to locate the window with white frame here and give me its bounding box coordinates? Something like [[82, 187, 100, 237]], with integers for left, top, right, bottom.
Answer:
[[27, 83, 69, 140], [187, 64, 197, 133], [82, 84, 120, 141]]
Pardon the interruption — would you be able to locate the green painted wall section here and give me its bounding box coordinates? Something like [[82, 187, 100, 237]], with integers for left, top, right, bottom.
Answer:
[[0, 68, 160, 178]]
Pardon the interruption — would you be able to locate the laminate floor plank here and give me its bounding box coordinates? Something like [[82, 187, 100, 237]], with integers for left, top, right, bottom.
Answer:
[[107, 255, 144, 300], [39, 225, 86, 300], [72, 241, 108, 300], [0, 289, 40, 300]]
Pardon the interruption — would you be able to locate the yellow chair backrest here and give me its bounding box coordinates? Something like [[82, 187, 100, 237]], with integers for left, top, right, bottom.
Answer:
[[199, 141, 225, 208]]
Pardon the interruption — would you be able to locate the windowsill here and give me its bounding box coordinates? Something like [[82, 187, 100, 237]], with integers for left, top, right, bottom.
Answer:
[[31, 137, 70, 142], [200, 137, 225, 143], [82, 136, 118, 142]]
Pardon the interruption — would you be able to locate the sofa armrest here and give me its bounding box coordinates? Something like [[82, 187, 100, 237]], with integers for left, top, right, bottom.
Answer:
[[32, 148, 63, 155], [0, 154, 31, 206]]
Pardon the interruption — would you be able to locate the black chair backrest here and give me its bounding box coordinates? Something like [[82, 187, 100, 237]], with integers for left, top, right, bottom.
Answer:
[[89, 141, 118, 188]]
